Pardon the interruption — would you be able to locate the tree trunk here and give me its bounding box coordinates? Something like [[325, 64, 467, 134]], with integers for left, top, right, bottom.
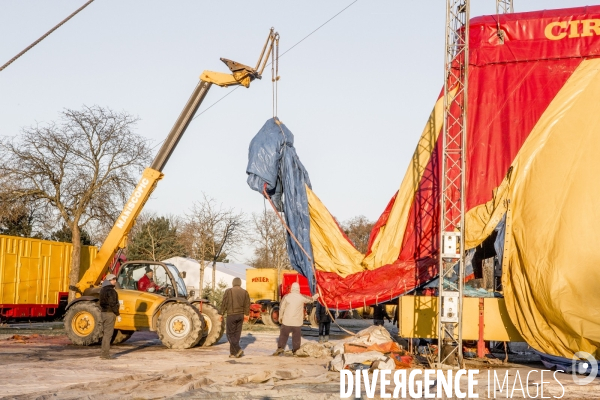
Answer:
[[67, 224, 82, 302], [199, 261, 205, 299], [212, 260, 216, 293]]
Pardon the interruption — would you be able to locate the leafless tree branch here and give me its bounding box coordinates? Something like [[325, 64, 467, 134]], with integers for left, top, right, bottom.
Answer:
[[0, 105, 152, 300]]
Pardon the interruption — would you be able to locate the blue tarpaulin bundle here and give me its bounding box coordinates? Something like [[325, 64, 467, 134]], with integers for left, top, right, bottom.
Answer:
[[246, 118, 315, 291]]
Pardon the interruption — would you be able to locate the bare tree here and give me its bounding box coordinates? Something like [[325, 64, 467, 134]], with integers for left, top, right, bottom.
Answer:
[[127, 212, 184, 261], [0, 182, 39, 237], [341, 215, 375, 254], [179, 194, 248, 297], [0, 106, 152, 300], [249, 209, 291, 272]]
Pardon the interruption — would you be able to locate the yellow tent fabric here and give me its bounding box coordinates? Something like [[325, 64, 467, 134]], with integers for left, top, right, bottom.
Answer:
[[465, 58, 600, 358], [309, 57, 600, 358], [307, 187, 363, 277], [308, 92, 451, 277]]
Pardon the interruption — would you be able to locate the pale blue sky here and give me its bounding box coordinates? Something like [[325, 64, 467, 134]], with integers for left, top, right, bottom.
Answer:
[[0, 1, 586, 261]]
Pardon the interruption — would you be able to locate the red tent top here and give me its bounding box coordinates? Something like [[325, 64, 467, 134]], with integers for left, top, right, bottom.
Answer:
[[469, 6, 600, 65]]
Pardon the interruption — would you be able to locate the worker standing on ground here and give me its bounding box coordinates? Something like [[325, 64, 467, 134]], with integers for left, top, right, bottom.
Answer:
[[373, 304, 391, 326], [316, 301, 332, 343], [273, 282, 319, 356], [99, 274, 121, 360], [220, 277, 250, 358]]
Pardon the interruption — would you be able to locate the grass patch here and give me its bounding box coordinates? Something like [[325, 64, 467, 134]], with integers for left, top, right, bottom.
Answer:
[[242, 322, 280, 332]]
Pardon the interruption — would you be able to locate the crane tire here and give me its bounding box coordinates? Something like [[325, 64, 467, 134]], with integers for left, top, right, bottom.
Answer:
[[64, 302, 103, 346], [111, 329, 134, 344], [195, 303, 225, 347], [157, 302, 203, 349]]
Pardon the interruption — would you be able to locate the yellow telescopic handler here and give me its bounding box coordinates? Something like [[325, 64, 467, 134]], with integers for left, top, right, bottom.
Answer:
[[64, 29, 279, 349]]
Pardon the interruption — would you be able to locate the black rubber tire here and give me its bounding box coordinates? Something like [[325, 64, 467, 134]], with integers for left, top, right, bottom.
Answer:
[[261, 307, 278, 327], [111, 329, 134, 344], [157, 302, 203, 349], [260, 311, 277, 326], [64, 302, 103, 346], [195, 303, 225, 347], [309, 306, 319, 329], [270, 305, 280, 326]]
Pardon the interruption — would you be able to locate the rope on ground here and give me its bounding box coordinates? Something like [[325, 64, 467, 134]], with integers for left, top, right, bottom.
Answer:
[[0, 0, 95, 72]]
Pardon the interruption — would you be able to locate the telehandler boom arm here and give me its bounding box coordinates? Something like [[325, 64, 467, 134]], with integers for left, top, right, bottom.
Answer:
[[76, 28, 279, 293]]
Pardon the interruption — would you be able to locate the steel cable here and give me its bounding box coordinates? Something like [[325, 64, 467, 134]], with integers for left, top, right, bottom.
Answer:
[[190, 0, 359, 122], [0, 0, 95, 72]]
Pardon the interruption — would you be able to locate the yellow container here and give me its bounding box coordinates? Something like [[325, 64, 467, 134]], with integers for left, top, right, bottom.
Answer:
[[398, 295, 524, 341], [246, 268, 298, 302], [0, 234, 97, 317]]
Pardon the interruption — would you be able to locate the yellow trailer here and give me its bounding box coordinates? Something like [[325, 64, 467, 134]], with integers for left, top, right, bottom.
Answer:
[[398, 295, 523, 342], [245, 268, 300, 303], [245, 268, 319, 327], [0, 234, 96, 320]]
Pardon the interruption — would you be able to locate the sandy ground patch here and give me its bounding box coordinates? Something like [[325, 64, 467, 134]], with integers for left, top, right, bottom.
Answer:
[[0, 321, 352, 399], [1, 320, 599, 399]]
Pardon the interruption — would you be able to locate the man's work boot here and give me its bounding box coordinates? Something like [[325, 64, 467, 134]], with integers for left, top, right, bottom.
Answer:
[[318, 336, 324, 343], [324, 335, 330, 343], [272, 348, 284, 356], [236, 350, 244, 358]]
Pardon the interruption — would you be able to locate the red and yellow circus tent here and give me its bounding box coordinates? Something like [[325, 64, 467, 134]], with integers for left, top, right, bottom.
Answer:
[[307, 6, 600, 359]]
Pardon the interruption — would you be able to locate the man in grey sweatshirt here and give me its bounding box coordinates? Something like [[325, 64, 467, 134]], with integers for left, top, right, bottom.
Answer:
[[273, 282, 319, 356]]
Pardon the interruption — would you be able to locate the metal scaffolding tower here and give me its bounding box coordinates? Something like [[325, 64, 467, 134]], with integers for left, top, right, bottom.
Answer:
[[496, 0, 514, 14], [437, 0, 469, 367]]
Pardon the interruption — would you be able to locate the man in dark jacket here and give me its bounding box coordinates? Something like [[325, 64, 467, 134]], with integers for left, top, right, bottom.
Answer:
[[99, 273, 121, 359], [316, 302, 332, 343], [373, 304, 391, 326], [220, 277, 250, 358]]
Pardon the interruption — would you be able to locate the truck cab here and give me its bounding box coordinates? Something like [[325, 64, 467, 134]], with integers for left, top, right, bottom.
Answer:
[[116, 261, 189, 299]]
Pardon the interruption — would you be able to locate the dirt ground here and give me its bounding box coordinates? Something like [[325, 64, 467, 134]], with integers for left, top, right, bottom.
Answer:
[[1, 319, 600, 399]]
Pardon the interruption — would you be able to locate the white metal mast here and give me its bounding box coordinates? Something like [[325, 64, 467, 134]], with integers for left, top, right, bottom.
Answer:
[[496, 0, 513, 14], [496, 0, 514, 45], [437, 0, 469, 367]]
